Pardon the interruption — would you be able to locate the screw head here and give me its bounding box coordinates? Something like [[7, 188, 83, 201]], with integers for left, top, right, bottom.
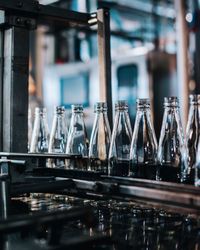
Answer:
[[15, 17, 22, 24]]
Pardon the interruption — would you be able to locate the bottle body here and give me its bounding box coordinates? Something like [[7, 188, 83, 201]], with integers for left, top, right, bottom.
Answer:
[[48, 106, 68, 168], [108, 101, 132, 176], [28, 108, 33, 152], [195, 142, 200, 186], [157, 97, 187, 183], [129, 99, 157, 179], [30, 108, 49, 153], [89, 102, 111, 174], [186, 95, 200, 184], [66, 104, 88, 170]]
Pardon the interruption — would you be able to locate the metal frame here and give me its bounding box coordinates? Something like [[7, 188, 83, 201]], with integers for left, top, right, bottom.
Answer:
[[97, 8, 113, 128], [0, 152, 200, 216], [0, 0, 112, 152]]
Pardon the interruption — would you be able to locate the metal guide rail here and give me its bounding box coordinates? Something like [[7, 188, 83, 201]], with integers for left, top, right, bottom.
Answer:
[[1, 153, 200, 249], [0, 152, 200, 216]]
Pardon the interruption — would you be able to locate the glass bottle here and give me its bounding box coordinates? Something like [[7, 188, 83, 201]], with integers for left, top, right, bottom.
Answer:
[[129, 98, 157, 179], [195, 140, 200, 186], [65, 104, 88, 170], [157, 97, 188, 183], [28, 108, 32, 152], [185, 95, 200, 183], [108, 100, 132, 176], [30, 107, 49, 153], [48, 106, 68, 168], [89, 102, 111, 174]]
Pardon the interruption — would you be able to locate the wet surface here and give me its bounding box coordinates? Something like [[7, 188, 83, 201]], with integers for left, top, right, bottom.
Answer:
[[4, 195, 200, 250]]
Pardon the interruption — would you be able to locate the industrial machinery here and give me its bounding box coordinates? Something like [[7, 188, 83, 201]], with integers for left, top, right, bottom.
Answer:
[[0, 1, 199, 250]]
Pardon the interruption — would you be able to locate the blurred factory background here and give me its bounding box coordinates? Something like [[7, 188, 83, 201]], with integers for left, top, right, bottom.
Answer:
[[29, 0, 199, 138]]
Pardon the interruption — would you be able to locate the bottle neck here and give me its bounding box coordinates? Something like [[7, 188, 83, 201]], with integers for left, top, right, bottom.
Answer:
[[136, 106, 151, 113], [72, 111, 83, 118], [54, 112, 65, 121], [95, 111, 108, 118], [115, 107, 128, 113], [70, 112, 84, 129], [163, 105, 180, 116]]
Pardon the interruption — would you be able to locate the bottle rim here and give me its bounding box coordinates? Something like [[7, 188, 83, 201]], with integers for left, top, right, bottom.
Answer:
[[136, 98, 150, 108], [71, 104, 83, 113], [189, 94, 200, 105], [94, 102, 107, 112], [164, 97, 179, 107], [54, 106, 65, 114], [115, 100, 128, 110]]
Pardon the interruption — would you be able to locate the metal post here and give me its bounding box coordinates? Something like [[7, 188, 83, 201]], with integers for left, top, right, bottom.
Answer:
[[192, 0, 200, 94], [97, 8, 113, 129], [174, 0, 189, 131], [0, 30, 3, 151], [3, 27, 29, 152], [0, 175, 9, 219]]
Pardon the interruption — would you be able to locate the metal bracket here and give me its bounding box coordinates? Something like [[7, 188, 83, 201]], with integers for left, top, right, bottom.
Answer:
[[0, 159, 26, 183], [3, 15, 37, 30], [0, 175, 10, 220]]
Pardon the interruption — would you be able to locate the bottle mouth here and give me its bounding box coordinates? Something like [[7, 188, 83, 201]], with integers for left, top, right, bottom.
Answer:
[[55, 106, 65, 114], [189, 94, 200, 105], [115, 100, 128, 110], [95, 102, 107, 112], [164, 97, 179, 107], [71, 104, 83, 113], [136, 98, 150, 108]]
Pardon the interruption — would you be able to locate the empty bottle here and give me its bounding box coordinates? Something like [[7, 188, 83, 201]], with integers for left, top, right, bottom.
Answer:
[[157, 97, 188, 183], [30, 107, 49, 153], [185, 95, 200, 183], [48, 106, 68, 168], [195, 140, 200, 186], [108, 101, 132, 176], [129, 99, 157, 179], [66, 104, 88, 170], [28, 108, 33, 152], [89, 102, 111, 174]]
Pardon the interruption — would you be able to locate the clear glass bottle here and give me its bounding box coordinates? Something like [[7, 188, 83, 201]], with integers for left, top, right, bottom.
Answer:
[[28, 108, 32, 152], [30, 107, 49, 153], [129, 99, 157, 179], [186, 95, 200, 183], [108, 101, 132, 176], [157, 97, 188, 183], [48, 106, 68, 168], [89, 102, 111, 174], [195, 140, 200, 186], [65, 104, 88, 170]]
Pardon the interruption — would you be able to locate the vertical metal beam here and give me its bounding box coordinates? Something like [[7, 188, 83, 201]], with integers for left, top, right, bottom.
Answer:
[[0, 30, 4, 151], [3, 27, 29, 152], [192, 0, 200, 94], [0, 176, 9, 219], [97, 8, 113, 129], [174, 0, 189, 131]]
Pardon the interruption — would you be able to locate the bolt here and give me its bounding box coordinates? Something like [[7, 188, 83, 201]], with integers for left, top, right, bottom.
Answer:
[[15, 17, 22, 25]]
